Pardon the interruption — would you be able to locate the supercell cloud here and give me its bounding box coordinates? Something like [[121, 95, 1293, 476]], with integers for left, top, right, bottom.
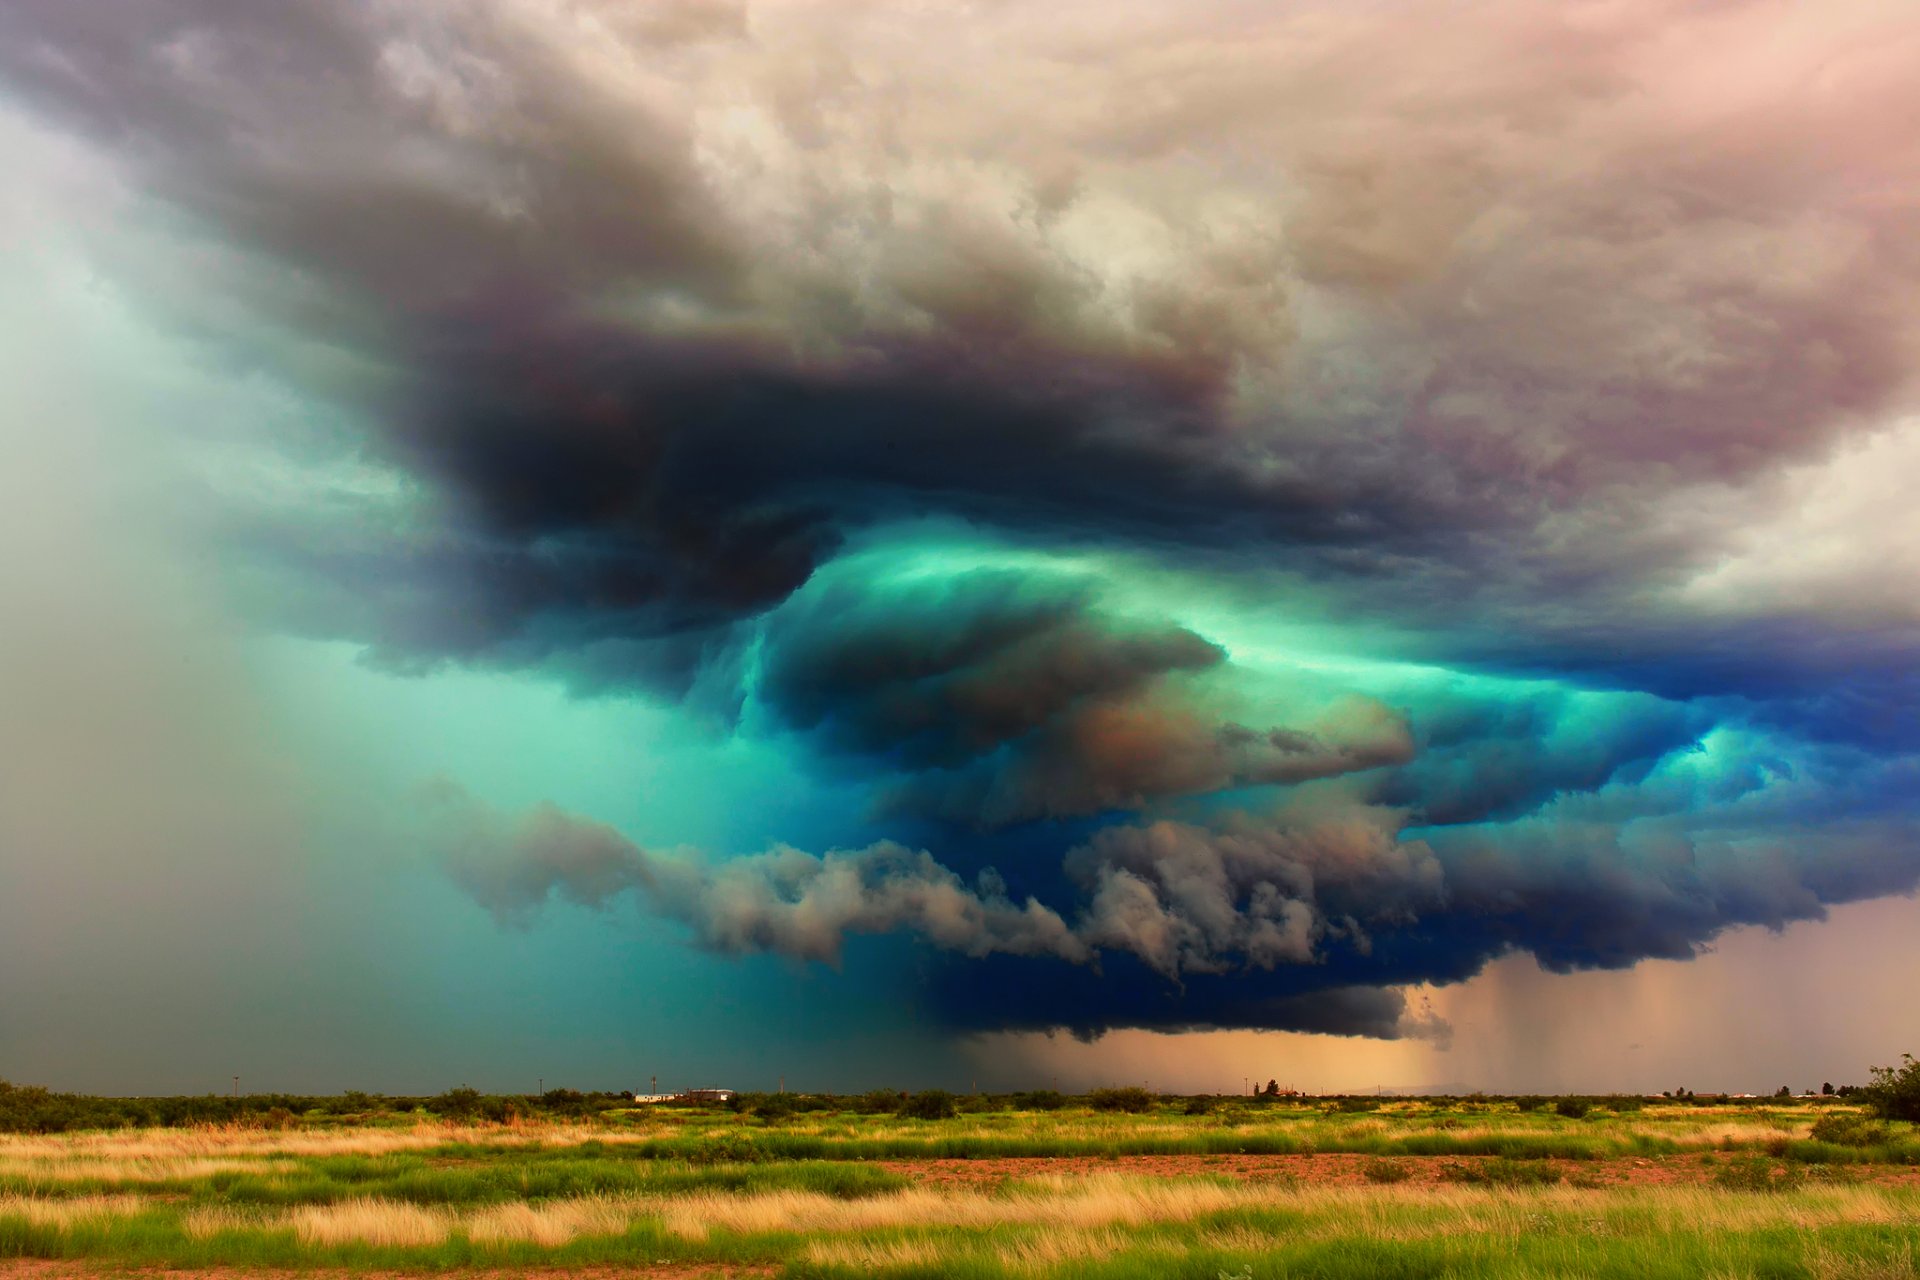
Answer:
[[5, 0, 1920, 1045]]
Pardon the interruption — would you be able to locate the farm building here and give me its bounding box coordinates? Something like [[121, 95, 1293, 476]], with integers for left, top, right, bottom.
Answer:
[[630, 1088, 738, 1104]]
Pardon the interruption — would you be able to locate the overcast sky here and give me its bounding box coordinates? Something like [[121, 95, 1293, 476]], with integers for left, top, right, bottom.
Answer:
[[2, 0, 1918, 1096]]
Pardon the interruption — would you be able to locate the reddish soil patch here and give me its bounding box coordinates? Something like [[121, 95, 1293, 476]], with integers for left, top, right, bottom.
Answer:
[[0, 1266, 771, 1280], [877, 1152, 1920, 1189]]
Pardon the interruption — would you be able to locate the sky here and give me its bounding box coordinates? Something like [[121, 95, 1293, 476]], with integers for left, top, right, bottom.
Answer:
[[2, 0, 1919, 1097]]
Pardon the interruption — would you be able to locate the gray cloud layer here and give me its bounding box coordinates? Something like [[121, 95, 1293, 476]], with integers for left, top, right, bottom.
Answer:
[[5, 0, 1917, 686], [7, 0, 1920, 1047], [425, 783, 1089, 965], [754, 569, 1414, 825]]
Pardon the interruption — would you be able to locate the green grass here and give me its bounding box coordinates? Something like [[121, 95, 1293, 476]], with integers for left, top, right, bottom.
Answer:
[[4, 1104, 1917, 1275]]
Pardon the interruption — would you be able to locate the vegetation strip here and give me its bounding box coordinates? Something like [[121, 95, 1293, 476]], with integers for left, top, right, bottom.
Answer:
[[2, 1078, 1918, 1276]]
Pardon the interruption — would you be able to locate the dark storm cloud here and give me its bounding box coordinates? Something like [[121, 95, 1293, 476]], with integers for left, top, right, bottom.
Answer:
[[9, 0, 1920, 1043], [422, 781, 1089, 960], [422, 783, 1446, 1038], [754, 569, 1412, 824], [428, 715, 1920, 1039], [925, 736, 1920, 1036], [1371, 688, 1708, 827], [10, 0, 1919, 688]]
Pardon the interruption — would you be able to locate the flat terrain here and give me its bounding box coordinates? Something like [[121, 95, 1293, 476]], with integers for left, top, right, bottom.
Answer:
[[3, 1099, 1917, 1278]]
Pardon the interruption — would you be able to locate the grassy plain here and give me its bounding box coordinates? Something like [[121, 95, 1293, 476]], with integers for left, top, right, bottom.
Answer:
[[2, 1098, 1917, 1278]]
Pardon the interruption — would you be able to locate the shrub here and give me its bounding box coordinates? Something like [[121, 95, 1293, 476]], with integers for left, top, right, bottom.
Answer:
[[1183, 1096, 1215, 1116], [900, 1090, 958, 1120], [1713, 1157, 1805, 1192], [1809, 1113, 1890, 1148], [1448, 1158, 1561, 1187], [1086, 1087, 1155, 1113], [539, 1088, 591, 1118], [688, 1133, 764, 1165], [427, 1087, 482, 1120], [1011, 1090, 1066, 1111], [1363, 1159, 1413, 1184], [752, 1094, 795, 1121], [1860, 1055, 1920, 1122], [1553, 1099, 1591, 1120]]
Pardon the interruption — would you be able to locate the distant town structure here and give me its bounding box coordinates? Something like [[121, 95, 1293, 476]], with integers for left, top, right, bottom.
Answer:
[[631, 1087, 738, 1104]]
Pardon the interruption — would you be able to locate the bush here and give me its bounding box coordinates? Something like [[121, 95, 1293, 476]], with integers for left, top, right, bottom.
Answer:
[[1713, 1157, 1805, 1192], [1860, 1055, 1920, 1122], [1448, 1158, 1561, 1187], [1809, 1113, 1891, 1148], [427, 1087, 482, 1120], [1553, 1099, 1591, 1119], [1086, 1087, 1155, 1113], [1011, 1090, 1067, 1111], [899, 1090, 958, 1120], [751, 1094, 795, 1121], [1363, 1159, 1413, 1184], [1182, 1096, 1215, 1116]]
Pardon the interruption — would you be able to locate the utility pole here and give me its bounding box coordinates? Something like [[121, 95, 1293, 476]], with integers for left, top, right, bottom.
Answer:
[[651, 1075, 657, 1096], [232, 1075, 239, 1098]]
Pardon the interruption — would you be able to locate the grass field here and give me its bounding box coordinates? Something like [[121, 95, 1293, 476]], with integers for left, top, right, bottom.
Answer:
[[2, 1098, 1917, 1277]]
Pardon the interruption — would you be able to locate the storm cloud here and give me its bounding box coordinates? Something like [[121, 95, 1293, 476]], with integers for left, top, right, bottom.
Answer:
[[752, 567, 1414, 825], [6, 0, 1918, 680], [6, 0, 1920, 1049]]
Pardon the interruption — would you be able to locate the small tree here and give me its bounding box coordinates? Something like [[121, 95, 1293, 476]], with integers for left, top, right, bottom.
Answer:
[[1086, 1086, 1155, 1113], [900, 1090, 957, 1120], [428, 1086, 482, 1120], [1860, 1054, 1920, 1122]]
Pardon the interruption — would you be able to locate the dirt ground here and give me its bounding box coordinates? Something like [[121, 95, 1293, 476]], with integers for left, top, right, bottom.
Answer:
[[0, 1266, 773, 1279]]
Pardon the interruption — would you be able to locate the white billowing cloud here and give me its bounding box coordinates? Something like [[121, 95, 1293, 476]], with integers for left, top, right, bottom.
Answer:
[[1071, 809, 1445, 978], [428, 783, 1451, 989], [1677, 417, 1920, 624], [424, 782, 1091, 964]]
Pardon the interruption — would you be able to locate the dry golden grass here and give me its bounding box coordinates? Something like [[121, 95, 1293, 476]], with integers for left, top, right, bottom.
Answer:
[[999, 1224, 1134, 1267], [0, 1155, 295, 1185], [288, 1196, 452, 1247], [806, 1224, 1135, 1274], [801, 1235, 946, 1270], [465, 1196, 638, 1245], [182, 1205, 265, 1238], [658, 1174, 1253, 1239], [0, 1120, 640, 1163], [0, 1194, 142, 1227], [1804, 1239, 1918, 1280]]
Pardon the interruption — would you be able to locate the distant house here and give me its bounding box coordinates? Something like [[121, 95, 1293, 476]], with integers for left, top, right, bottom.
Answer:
[[630, 1088, 738, 1105]]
